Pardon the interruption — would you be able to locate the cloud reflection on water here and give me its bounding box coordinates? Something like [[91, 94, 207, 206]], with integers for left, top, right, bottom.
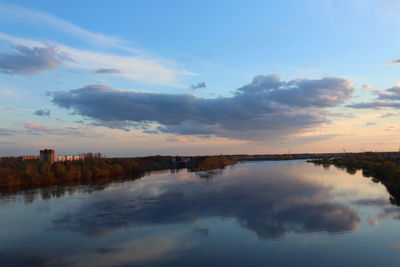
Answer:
[[53, 163, 361, 240]]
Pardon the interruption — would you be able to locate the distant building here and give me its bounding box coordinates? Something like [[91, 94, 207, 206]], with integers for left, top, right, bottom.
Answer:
[[20, 156, 39, 161], [56, 155, 85, 162], [172, 156, 192, 168], [40, 149, 55, 163]]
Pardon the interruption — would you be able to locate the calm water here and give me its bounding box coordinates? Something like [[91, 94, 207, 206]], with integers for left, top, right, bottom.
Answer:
[[1, 160, 400, 267]]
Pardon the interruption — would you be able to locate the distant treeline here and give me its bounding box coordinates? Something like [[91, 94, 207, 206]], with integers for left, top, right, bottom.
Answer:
[[0, 154, 238, 193], [239, 151, 400, 161], [189, 156, 238, 171], [310, 153, 400, 205]]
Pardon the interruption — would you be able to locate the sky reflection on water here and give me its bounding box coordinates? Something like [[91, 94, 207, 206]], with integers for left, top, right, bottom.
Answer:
[[1, 160, 400, 267]]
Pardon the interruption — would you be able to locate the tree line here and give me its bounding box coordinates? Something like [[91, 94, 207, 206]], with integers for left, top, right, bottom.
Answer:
[[0, 154, 238, 193], [311, 153, 400, 205]]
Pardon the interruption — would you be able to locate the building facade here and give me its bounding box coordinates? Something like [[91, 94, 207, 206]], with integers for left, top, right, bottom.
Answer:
[[40, 149, 55, 163], [56, 155, 85, 162], [20, 156, 39, 160]]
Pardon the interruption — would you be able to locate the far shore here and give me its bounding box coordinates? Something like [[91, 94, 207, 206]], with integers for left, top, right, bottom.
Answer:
[[1, 151, 399, 195]]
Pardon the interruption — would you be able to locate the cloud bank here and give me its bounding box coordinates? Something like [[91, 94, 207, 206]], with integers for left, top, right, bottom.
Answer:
[[51, 75, 354, 140]]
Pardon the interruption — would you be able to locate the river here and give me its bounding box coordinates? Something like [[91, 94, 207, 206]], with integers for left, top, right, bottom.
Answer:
[[1, 160, 399, 266]]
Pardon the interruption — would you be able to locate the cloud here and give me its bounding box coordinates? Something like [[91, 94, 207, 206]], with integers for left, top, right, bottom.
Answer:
[[361, 84, 372, 91], [380, 112, 399, 118], [368, 218, 379, 226], [256, 75, 353, 107], [89, 119, 135, 131], [384, 59, 400, 65], [0, 128, 19, 136], [53, 164, 360, 239], [377, 84, 400, 101], [0, 45, 68, 75], [34, 109, 51, 116], [348, 83, 400, 110], [348, 102, 400, 109], [0, 32, 194, 85], [94, 68, 122, 74], [0, 5, 127, 50], [278, 134, 338, 145], [70, 232, 194, 267], [23, 122, 99, 137], [50, 75, 354, 140], [191, 82, 206, 89], [328, 112, 355, 118]]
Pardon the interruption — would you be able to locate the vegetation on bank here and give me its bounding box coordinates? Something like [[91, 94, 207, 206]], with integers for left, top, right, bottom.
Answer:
[[188, 156, 238, 171], [310, 153, 400, 205], [0, 154, 238, 193]]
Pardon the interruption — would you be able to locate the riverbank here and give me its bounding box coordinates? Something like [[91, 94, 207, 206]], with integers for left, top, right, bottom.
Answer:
[[309, 153, 400, 205], [0, 155, 238, 193]]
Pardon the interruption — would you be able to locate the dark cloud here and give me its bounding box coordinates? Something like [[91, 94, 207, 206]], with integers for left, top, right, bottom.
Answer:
[[348, 84, 400, 110], [238, 75, 353, 108], [352, 198, 388, 207], [94, 68, 122, 74], [0, 45, 68, 75], [34, 109, 50, 116], [348, 102, 400, 109], [51, 75, 354, 140], [89, 119, 134, 131], [191, 82, 206, 89], [377, 85, 400, 101], [385, 59, 400, 65]]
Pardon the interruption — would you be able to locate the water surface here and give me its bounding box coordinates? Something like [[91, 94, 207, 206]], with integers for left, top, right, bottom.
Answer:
[[1, 160, 400, 266]]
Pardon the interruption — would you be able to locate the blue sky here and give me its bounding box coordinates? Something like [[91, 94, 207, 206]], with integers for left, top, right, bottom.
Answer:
[[1, 0, 400, 156]]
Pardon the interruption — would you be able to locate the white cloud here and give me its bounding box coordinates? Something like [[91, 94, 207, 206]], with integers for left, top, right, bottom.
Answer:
[[0, 5, 128, 50], [361, 84, 372, 91], [0, 32, 194, 86]]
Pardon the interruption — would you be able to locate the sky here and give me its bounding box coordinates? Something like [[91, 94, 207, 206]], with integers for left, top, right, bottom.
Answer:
[[1, 0, 400, 156]]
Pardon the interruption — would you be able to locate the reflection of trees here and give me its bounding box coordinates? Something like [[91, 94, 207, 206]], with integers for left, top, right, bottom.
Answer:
[[0, 156, 238, 194], [345, 167, 357, 175], [2, 176, 143, 204], [331, 156, 400, 206], [195, 169, 224, 179], [53, 168, 360, 240], [0, 155, 171, 193]]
